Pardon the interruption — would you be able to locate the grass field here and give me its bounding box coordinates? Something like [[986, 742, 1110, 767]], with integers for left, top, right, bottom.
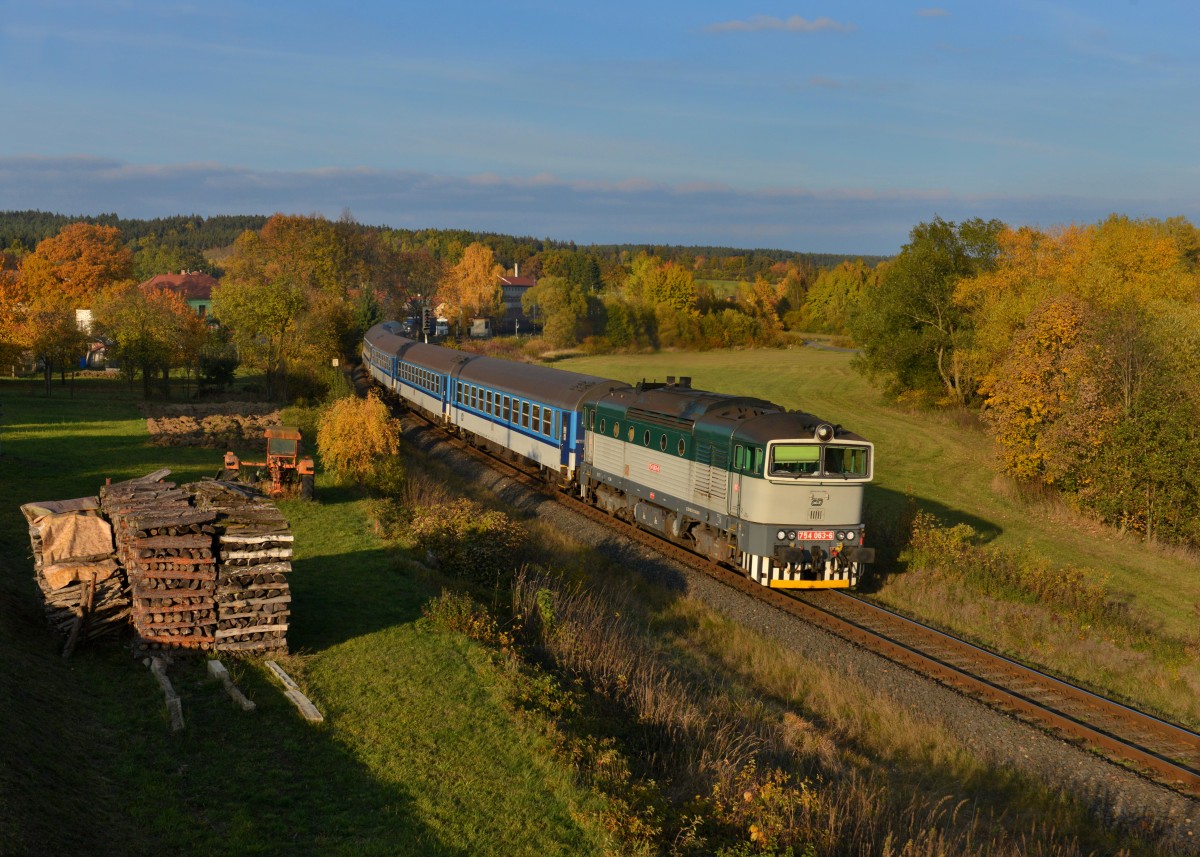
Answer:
[[0, 378, 614, 856], [0, 366, 1188, 854], [556, 347, 1200, 722]]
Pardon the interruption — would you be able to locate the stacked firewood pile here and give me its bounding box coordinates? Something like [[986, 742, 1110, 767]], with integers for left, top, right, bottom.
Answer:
[[101, 472, 219, 654], [192, 480, 293, 655], [21, 497, 128, 656]]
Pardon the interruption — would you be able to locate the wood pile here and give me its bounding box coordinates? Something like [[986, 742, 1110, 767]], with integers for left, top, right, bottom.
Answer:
[[192, 480, 293, 655], [101, 472, 218, 654], [20, 497, 128, 656]]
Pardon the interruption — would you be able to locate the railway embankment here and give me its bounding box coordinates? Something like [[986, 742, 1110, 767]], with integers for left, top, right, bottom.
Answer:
[[399, 409, 1200, 854]]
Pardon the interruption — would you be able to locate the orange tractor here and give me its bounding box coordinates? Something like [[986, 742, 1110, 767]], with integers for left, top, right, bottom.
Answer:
[[220, 427, 316, 500]]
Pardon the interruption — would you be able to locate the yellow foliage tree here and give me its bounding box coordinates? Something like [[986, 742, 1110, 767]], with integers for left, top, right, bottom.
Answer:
[[979, 296, 1113, 484], [316, 392, 403, 491], [435, 243, 503, 327]]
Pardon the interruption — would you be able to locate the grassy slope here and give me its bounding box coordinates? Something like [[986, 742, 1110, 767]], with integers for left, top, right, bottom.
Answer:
[[555, 347, 1200, 639], [0, 379, 611, 857]]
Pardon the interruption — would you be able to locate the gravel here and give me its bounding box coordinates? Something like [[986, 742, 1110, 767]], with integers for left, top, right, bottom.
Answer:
[[406, 419, 1200, 853]]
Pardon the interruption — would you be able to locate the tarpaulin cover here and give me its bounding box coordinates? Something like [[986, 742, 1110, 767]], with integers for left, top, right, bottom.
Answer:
[[36, 512, 115, 566], [20, 497, 100, 523], [42, 559, 121, 591]]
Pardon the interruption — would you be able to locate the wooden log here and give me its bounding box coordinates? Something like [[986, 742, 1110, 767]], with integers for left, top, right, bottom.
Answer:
[[263, 660, 322, 722]]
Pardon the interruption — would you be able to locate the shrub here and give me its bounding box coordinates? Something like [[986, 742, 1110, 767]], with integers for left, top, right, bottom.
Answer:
[[406, 498, 527, 582], [315, 391, 403, 493]]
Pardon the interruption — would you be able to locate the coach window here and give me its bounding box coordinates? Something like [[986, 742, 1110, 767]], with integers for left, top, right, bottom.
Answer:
[[486, 390, 493, 412], [531, 404, 540, 432], [753, 448, 764, 474], [643, 429, 651, 447], [522, 401, 531, 428], [599, 418, 606, 434], [589, 410, 595, 430], [734, 445, 745, 470], [677, 438, 686, 456], [613, 421, 620, 438], [543, 408, 552, 436], [659, 434, 667, 452], [628, 426, 635, 442], [503, 395, 511, 422]]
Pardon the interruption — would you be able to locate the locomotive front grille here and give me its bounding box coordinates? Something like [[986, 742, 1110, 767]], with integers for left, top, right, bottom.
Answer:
[[809, 510, 824, 520]]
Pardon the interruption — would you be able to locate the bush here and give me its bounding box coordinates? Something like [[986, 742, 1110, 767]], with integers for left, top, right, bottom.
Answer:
[[406, 498, 527, 583], [315, 391, 404, 493]]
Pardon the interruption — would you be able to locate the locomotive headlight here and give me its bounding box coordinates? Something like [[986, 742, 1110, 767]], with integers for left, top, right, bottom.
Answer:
[[776, 530, 787, 541], [787, 531, 796, 540], [836, 531, 845, 540], [845, 531, 856, 541]]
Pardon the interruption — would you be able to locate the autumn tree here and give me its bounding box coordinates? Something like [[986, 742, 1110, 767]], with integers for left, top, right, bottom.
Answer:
[[213, 214, 366, 399], [316, 391, 404, 494], [435, 242, 504, 331], [794, 259, 879, 335], [624, 253, 697, 311], [852, 217, 1004, 405], [14, 223, 135, 392], [521, 276, 591, 348]]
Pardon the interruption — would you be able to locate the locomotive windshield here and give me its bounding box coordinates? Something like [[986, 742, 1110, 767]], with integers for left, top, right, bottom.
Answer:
[[769, 443, 870, 479]]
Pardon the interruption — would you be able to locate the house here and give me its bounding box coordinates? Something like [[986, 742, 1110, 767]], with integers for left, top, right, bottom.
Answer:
[[139, 271, 218, 318], [499, 273, 536, 335]]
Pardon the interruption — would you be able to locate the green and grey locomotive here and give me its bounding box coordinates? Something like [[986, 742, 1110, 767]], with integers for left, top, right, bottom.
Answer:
[[364, 322, 875, 588]]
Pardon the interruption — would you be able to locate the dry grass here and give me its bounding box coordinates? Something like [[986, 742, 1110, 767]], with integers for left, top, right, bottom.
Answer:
[[878, 569, 1200, 728], [498, 566, 1168, 856]]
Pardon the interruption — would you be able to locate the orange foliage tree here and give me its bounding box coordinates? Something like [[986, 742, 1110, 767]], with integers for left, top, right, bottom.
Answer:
[[435, 242, 504, 330]]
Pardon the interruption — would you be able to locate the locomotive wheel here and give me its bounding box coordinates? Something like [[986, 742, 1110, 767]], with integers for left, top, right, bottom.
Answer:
[[300, 474, 315, 501]]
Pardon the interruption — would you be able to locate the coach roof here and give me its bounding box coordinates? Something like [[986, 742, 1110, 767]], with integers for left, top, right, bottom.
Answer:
[[458, 356, 628, 411]]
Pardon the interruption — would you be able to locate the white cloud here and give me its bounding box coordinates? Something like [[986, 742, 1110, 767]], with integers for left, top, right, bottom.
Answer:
[[706, 15, 854, 34]]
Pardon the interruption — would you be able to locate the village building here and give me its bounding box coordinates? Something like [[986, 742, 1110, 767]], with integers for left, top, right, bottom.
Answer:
[[139, 271, 218, 318]]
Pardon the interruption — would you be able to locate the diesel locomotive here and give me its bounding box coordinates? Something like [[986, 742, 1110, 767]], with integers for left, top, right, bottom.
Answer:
[[363, 321, 875, 588]]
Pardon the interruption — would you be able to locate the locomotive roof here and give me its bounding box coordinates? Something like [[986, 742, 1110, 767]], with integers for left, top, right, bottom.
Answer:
[[599, 383, 778, 428], [734, 410, 869, 444], [459, 356, 628, 411]]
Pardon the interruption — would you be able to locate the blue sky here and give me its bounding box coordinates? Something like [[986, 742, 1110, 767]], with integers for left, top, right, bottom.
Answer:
[[2, 1, 1197, 254]]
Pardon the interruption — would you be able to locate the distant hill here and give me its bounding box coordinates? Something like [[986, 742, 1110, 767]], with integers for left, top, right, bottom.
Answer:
[[0, 210, 888, 271]]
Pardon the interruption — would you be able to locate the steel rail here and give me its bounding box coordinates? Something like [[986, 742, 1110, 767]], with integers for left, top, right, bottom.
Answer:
[[396, 397, 1200, 798]]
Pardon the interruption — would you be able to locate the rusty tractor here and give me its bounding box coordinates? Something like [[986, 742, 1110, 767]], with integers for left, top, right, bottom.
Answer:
[[220, 427, 315, 499]]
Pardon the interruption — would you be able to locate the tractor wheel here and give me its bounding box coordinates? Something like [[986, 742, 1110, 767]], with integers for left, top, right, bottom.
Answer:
[[300, 474, 315, 501]]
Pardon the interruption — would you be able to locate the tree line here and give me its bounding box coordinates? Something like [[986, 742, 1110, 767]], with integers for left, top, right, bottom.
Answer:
[[850, 214, 1200, 548]]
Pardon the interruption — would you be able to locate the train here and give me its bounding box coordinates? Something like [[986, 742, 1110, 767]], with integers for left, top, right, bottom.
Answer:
[[363, 321, 875, 588]]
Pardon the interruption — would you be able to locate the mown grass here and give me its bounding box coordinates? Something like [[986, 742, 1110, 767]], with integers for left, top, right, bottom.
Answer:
[[555, 348, 1200, 722], [0, 376, 616, 856]]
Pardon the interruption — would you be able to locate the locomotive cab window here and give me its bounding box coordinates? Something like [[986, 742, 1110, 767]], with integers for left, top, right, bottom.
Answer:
[[770, 444, 820, 476], [734, 445, 745, 470], [824, 445, 870, 477]]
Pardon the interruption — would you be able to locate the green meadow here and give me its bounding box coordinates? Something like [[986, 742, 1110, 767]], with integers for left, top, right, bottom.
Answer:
[[0, 378, 614, 857]]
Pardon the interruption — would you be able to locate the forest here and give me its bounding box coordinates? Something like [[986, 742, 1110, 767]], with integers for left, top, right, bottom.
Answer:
[[1, 209, 1196, 548]]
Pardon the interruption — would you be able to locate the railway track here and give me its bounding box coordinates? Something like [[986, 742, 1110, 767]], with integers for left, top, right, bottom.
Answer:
[[400, 400, 1200, 800]]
